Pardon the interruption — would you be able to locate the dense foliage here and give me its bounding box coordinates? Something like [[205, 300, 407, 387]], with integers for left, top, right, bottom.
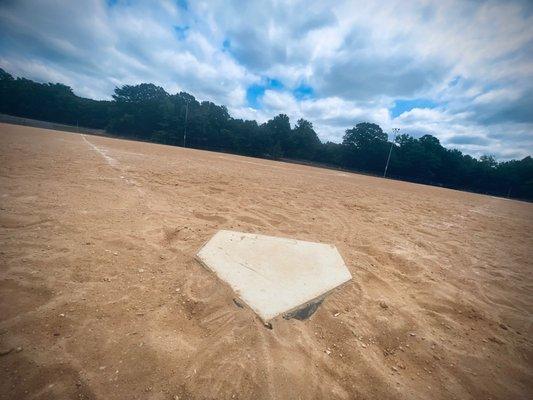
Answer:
[[1, 68, 531, 200]]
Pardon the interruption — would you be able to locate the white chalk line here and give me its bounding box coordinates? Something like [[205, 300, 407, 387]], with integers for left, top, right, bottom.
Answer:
[[82, 135, 119, 167], [82, 135, 143, 193]]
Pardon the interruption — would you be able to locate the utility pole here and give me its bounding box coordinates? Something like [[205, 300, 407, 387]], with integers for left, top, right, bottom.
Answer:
[[183, 101, 189, 147], [383, 128, 399, 178]]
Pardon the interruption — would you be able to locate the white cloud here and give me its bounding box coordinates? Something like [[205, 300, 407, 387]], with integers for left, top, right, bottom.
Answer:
[[473, 88, 522, 105]]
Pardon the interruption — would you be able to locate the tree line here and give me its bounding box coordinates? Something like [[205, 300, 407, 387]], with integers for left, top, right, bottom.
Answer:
[[1, 68, 531, 200]]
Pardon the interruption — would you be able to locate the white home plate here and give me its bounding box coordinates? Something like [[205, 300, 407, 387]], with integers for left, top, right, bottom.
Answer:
[[196, 230, 352, 323]]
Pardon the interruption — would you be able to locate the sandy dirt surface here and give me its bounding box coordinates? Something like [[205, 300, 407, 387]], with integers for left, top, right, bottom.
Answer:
[[0, 122, 532, 400]]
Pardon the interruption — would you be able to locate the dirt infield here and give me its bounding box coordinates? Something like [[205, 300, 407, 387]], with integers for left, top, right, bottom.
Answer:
[[0, 122, 531, 400]]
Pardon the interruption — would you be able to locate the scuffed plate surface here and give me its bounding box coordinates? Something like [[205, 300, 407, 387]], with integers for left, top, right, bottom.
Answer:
[[196, 230, 352, 322]]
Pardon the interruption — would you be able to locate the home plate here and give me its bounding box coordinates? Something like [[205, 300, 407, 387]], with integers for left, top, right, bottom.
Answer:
[[196, 230, 352, 323]]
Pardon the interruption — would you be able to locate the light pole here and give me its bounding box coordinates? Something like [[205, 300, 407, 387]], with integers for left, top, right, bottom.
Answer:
[[383, 128, 399, 178]]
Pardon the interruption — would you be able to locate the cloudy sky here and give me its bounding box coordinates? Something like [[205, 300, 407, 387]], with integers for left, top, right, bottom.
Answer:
[[1, 0, 532, 159]]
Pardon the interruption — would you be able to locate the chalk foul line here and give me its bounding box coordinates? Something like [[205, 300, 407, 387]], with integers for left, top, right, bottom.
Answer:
[[81, 135, 144, 194], [82, 134, 119, 167]]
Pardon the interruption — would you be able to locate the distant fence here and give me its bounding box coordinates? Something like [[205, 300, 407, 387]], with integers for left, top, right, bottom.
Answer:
[[0, 114, 106, 136]]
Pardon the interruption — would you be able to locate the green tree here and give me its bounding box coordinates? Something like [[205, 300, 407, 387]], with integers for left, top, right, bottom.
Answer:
[[342, 123, 389, 172], [264, 114, 291, 157], [288, 119, 321, 159]]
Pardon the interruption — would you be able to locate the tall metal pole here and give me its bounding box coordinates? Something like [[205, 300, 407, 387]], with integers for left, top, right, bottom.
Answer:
[[183, 102, 189, 147], [383, 128, 399, 178]]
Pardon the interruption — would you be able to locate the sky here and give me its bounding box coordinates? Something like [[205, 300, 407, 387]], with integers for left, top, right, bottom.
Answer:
[[0, 0, 532, 160]]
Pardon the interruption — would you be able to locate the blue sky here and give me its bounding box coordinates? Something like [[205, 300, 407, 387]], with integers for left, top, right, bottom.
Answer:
[[391, 99, 438, 119], [246, 78, 284, 109], [0, 0, 532, 159]]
